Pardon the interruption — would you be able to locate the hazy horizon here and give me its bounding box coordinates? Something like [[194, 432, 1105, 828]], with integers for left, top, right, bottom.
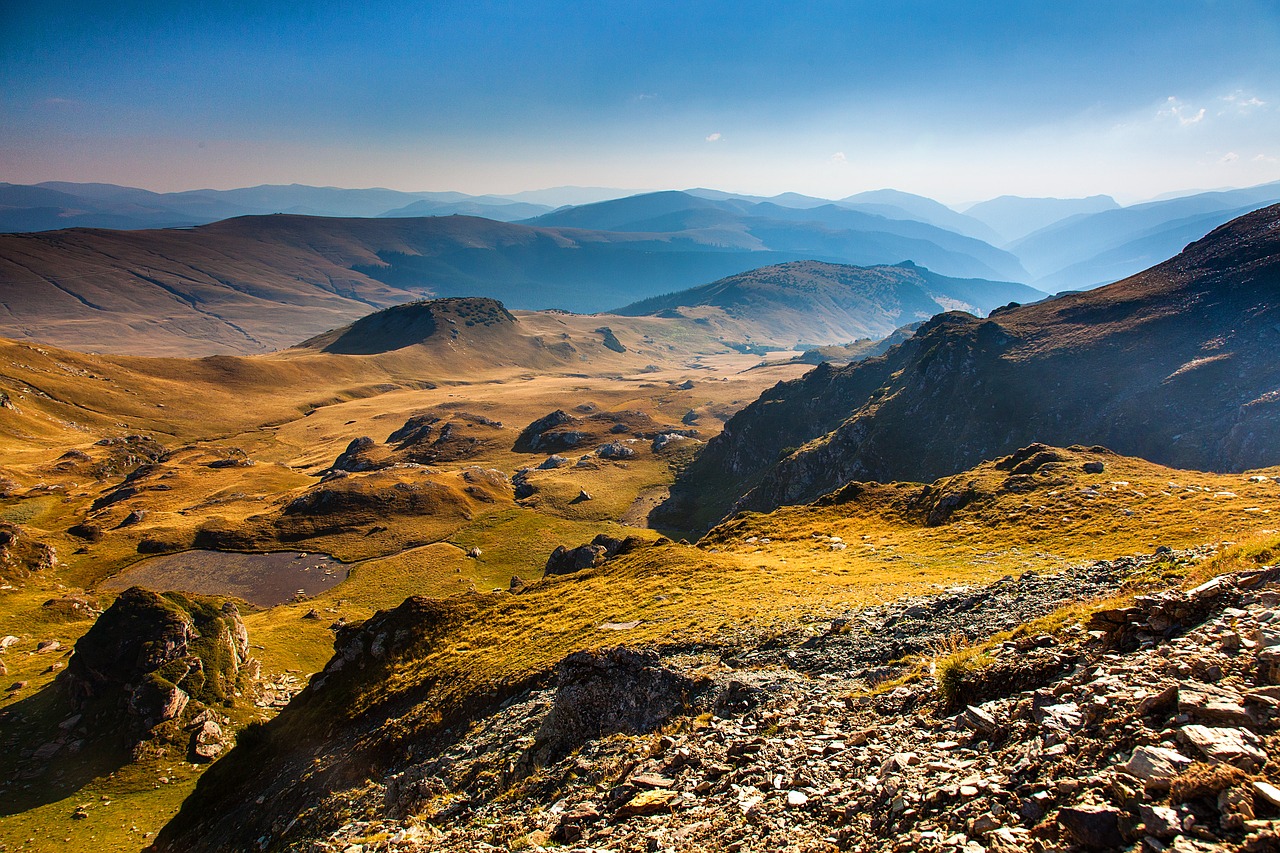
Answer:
[[3, 2, 1279, 205]]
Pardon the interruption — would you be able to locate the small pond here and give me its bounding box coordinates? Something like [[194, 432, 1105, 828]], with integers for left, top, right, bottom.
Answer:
[[101, 550, 348, 607]]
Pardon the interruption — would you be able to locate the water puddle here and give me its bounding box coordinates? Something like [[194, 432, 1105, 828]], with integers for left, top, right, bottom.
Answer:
[[100, 550, 348, 607]]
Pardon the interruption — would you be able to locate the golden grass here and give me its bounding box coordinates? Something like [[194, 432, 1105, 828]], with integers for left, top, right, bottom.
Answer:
[[3, 329, 1279, 852]]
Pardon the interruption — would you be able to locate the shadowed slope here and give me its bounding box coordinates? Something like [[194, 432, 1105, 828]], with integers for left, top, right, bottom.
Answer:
[[662, 204, 1280, 530]]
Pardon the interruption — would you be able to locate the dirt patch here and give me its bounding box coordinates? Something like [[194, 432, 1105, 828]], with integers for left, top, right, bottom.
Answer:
[[621, 486, 670, 527], [100, 550, 347, 607]]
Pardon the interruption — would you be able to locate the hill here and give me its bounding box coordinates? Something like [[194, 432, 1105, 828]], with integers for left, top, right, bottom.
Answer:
[[614, 260, 1044, 344], [839, 188, 1002, 243], [0, 199, 1035, 357], [661, 204, 1280, 530], [0, 214, 827, 355], [297, 297, 541, 359], [376, 198, 552, 220]]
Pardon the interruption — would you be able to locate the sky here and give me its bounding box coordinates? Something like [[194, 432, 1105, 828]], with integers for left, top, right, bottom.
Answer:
[[2, 1, 1279, 204]]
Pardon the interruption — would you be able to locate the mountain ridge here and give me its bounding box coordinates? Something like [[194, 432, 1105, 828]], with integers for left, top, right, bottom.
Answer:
[[613, 259, 1044, 344], [661, 203, 1280, 530]]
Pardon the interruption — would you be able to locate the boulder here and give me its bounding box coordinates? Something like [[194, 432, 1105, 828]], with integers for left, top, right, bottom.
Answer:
[[1056, 804, 1124, 849], [1123, 745, 1192, 788], [597, 442, 636, 460], [191, 718, 228, 761]]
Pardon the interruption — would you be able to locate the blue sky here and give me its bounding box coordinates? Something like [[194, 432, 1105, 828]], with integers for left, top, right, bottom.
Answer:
[[2, 1, 1278, 202]]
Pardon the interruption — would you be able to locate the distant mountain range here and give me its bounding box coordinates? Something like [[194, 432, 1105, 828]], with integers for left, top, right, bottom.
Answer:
[[661, 203, 1280, 530], [0, 196, 1045, 355], [961, 195, 1120, 244], [523, 190, 1027, 281], [7, 179, 1279, 294]]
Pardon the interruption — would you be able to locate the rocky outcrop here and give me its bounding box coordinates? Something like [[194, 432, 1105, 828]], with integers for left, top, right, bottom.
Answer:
[[663, 205, 1280, 529], [526, 648, 703, 767], [516, 408, 692, 455], [0, 522, 56, 581], [329, 413, 506, 473], [331, 436, 379, 472], [544, 534, 646, 577], [48, 434, 168, 480], [281, 467, 512, 536], [515, 410, 585, 452], [60, 587, 253, 747]]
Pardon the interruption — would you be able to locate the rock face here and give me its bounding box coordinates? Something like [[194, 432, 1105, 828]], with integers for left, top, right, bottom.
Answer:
[[663, 204, 1280, 529], [61, 587, 253, 746]]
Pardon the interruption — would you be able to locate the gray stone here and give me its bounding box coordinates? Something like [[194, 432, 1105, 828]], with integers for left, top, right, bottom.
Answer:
[[1178, 685, 1253, 727], [1253, 780, 1280, 809]]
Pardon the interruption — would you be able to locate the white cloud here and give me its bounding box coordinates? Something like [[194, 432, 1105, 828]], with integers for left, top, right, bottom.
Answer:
[[1222, 91, 1265, 113], [705, 132, 722, 143], [830, 151, 847, 163], [1158, 96, 1205, 126], [1254, 153, 1279, 164], [1220, 151, 1240, 163], [633, 93, 658, 102]]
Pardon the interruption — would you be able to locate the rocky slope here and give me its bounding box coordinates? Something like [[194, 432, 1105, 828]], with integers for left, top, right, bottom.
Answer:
[[149, 547, 1280, 853], [662, 204, 1280, 530]]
